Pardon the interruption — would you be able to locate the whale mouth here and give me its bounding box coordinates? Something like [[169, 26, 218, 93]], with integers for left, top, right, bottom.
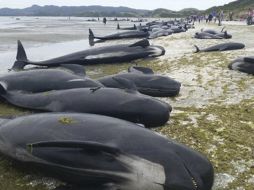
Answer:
[[138, 87, 180, 97], [148, 46, 165, 57], [182, 163, 199, 190]]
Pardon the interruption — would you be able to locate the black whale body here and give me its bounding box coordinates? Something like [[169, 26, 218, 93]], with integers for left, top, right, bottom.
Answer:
[[228, 56, 254, 74], [0, 69, 102, 93], [194, 42, 245, 53], [98, 66, 181, 97], [194, 32, 223, 39], [11, 39, 165, 71], [0, 83, 171, 127], [0, 113, 214, 190], [89, 28, 149, 46], [201, 28, 232, 39]]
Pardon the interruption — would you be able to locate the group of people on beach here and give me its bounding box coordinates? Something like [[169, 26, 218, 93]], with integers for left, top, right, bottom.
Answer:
[[207, 10, 224, 25], [189, 8, 254, 26]]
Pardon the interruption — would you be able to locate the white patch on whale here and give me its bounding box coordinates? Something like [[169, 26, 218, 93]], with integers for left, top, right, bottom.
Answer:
[[107, 154, 166, 190], [231, 61, 243, 70], [85, 52, 131, 60], [148, 47, 164, 57], [68, 79, 86, 82]]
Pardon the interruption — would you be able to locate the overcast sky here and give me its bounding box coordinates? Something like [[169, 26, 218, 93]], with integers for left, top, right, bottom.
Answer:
[[0, 0, 236, 11]]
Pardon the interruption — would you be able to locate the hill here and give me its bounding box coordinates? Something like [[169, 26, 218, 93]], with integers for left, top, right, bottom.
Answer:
[[0, 5, 202, 18], [1, 2, 252, 18], [0, 5, 149, 17]]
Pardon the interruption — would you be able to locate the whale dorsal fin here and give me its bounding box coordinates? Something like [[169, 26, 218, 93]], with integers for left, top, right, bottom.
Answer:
[[27, 140, 120, 154], [112, 77, 137, 92], [194, 45, 200, 53], [129, 39, 150, 48], [58, 64, 86, 76], [128, 66, 154, 74]]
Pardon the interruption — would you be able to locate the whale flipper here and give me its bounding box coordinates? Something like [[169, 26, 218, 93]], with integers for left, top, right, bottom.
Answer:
[[58, 64, 86, 76], [112, 77, 137, 91], [129, 39, 150, 48]]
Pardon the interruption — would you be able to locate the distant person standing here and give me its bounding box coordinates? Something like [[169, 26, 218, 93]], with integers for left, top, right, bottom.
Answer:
[[229, 12, 233, 21], [103, 17, 107, 25], [205, 15, 208, 23], [247, 9, 253, 25], [218, 10, 224, 26], [211, 10, 217, 23], [208, 14, 213, 23]]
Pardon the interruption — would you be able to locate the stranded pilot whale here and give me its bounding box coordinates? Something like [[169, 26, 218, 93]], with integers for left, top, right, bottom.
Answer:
[[0, 69, 102, 93], [0, 78, 171, 127], [89, 28, 149, 46], [194, 32, 224, 39], [0, 113, 214, 190], [194, 42, 245, 53], [228, 56, 254, 74], [98, 66, 181, 97], [201, 27, 232, 39], [11, 39, 165, 71]]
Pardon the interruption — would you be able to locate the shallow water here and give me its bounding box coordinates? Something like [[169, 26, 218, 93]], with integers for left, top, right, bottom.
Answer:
[[0, 17, 253, 190]]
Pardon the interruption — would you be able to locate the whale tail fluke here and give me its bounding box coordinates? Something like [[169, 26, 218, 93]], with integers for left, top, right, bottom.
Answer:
[[117, 23, 120, 29], [16, 40, 27, 61], [221, 26, 226, 32], [194, 45, 200, 53], [11, 40, 28, 71], [89, 28, 95, 46], [224, 31, 228, 37]]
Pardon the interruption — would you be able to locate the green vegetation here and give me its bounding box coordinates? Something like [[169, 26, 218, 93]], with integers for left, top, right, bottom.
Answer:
[[206, 0, 254, 18]]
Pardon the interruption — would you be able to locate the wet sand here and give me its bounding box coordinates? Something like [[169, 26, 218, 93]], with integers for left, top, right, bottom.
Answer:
[[0, 17, 253, 190]]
